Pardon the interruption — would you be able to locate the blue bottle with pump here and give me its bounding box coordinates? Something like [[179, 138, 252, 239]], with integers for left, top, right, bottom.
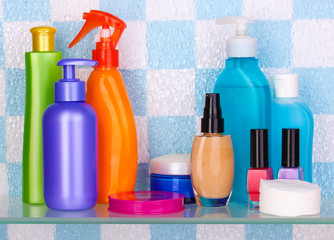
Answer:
[[271, 74, 313, 182], [213, 17, 271, 203], [42, 59, 98, 210]]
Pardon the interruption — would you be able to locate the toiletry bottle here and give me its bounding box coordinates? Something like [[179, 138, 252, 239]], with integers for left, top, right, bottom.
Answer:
[[213, 17, 271, 203], [271, 74, 313, 182], [247, 129, 273, 208], [68, 10, 137, 203], [278, 129, 304, 180], [191, 93, 234, 207], [23, 26, 62, 204], [43, 59, 98, 210]]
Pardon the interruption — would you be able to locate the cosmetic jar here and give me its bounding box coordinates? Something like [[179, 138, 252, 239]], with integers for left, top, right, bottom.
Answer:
[[150, 154, 195, 204]]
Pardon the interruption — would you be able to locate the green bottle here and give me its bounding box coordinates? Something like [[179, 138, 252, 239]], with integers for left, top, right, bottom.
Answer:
[[23, 26, 62, 204]]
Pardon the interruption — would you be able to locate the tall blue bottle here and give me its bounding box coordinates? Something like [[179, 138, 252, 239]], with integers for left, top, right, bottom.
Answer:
[[271, 74, 313, 182], [213, 17, 271, 203], [43, 59, 98, 210]]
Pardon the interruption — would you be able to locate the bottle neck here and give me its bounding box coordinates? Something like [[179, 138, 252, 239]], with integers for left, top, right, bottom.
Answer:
[[225, 57, 258, 69], [274, 95, 299, 99], [94, 66, 118, 71], [201, 133, 223, 137], [92, 47, 119, 68]]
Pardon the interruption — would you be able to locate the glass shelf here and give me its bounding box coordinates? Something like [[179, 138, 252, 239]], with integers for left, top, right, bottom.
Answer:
[[0, 196, 333, 224]]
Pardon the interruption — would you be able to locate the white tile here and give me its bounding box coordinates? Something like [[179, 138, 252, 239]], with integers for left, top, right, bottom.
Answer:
[[197, 225, 245, 240], [243, 0, 292, 20], [76, 68, 93, 92], [4, 21, 50, 69], [76, 68, 92, 83], [0, 0, 3, 21], [0, 196, 9, 217], [119, 21, 147, 69], [293, 225, 334, 240], [292, 20, 334, 68], [313, 114, 334, 162], [196, 20, 234, 69], [135, 116, 149, 163], [8, 224, 55, 240], [146, 0, 195, 21], [0, 163, 8, 197], [6, 116, 24, 163], [261, 68, 290, 88], [0, 70, 5, 116], [147, 69, 195, 116], [196, 116, 201, 134], [50, 0, 99, 21], [101, 224, 150, 240]]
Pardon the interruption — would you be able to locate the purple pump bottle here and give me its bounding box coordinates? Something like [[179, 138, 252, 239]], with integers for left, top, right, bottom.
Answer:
[[43, 59, 98, 210], [278, 129, 304, 180]]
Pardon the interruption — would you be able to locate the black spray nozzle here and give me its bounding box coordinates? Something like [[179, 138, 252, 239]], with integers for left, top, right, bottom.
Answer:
[[250, 129, 269, 168], [282, 129, 300, 168], [201, 93, 224, 133]]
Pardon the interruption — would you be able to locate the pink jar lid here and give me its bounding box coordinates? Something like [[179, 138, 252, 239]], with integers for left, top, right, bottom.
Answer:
[[108, 191, 185, 215]]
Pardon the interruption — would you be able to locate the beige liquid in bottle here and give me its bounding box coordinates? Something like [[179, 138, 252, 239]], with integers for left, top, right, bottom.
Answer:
[[191, 93, 234, 207], [191, 134, 234, 200]]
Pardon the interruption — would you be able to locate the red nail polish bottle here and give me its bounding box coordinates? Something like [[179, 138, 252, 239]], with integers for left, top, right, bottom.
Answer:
[[247, 129, 273, 208]]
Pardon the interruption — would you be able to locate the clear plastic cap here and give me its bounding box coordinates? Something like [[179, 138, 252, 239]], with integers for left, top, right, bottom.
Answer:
[[216, 16, 257, 58], [274, 74, 299, 98], [94, 27, 112, 42]]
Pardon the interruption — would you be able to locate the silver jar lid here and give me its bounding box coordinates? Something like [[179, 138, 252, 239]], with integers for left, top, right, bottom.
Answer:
[[150, 154, 191, 175]]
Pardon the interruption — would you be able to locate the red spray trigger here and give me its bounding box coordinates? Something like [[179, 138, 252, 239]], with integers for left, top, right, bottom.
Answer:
[[68, 10, 126, 49]]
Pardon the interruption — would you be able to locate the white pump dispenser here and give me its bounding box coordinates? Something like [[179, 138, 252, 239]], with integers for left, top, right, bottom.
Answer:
[[216, 16, 257, 58]]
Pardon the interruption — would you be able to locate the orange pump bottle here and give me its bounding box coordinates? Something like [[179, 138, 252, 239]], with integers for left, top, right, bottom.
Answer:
[[69, 10, 137, 203]]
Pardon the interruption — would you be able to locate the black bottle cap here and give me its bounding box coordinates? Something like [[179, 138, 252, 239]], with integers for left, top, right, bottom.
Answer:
[[282, 129, 300, 167], [250, 129, 269, 168], [201, 93, 224, 133]]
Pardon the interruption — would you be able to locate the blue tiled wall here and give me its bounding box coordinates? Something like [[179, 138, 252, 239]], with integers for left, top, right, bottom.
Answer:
[[1, 0, 334, 239]]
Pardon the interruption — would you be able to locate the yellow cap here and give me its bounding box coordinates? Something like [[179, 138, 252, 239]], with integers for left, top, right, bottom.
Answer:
[[30, 26, 56, 52]]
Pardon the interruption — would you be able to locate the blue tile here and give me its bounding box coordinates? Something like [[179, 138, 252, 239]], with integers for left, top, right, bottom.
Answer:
[[3, 0, 49, 21], [294, 0, 334, 19], [0, 23, 4, 69], [148, 116, 195, 159], [135, 163, 149, 191], [150, 225, 196, 240], [0, 225, 7, 240], [99, 0, 146, 21], [196, 0, 242, 20], [248, 20, 291, 68], [9, 198, 23, 217], [56, 224, 100, 240], [53, 22, 96, 61], [147, 21, 195, 69], [313, 162, 334, 197], [5, 69, 25, 116], [246, 224, 292, 240], [294, 68, 334, 114], [195, 69, 222, 116], [7, 163, 22, 196], [121, 69, 147, 116], [0, 117, 5, 163]]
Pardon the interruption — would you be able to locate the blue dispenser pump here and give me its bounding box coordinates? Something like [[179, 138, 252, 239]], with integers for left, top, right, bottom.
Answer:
[[55, 59, 97, 102], [216, 16, 257, 58]]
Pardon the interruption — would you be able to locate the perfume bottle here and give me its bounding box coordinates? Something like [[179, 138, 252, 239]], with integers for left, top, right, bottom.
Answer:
[[278, 129, 304, 180], [191, 93, 234, 207], [247, 129, 273, 208]]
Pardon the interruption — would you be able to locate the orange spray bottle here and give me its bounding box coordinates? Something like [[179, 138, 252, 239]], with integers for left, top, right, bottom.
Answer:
[[69, 10, 137, 203]]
